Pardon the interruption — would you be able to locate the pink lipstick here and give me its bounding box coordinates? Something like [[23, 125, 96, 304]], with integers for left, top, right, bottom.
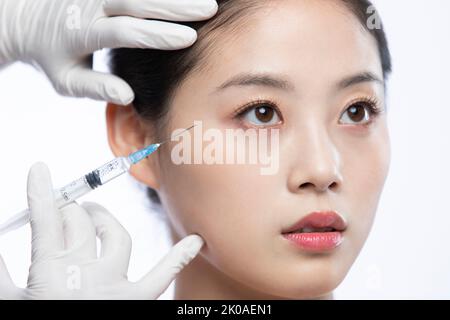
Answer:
[[282, 211, 347, 253]]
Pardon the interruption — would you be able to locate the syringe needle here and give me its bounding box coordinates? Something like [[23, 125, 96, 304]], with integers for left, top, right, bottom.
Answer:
[[158, 124, 196, 146]]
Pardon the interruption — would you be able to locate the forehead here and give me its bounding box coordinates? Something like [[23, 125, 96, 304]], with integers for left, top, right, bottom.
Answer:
[[196, 0, 382, 90]]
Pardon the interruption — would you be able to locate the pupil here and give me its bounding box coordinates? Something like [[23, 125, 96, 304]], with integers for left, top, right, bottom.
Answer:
[[348, 104, 365, 122], [255, 106, 274, 123]]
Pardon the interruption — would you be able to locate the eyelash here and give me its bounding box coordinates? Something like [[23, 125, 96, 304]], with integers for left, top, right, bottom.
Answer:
[[232, 99, 284, 127], [232, 96, 383, 127], [341, 96, 383, 127]]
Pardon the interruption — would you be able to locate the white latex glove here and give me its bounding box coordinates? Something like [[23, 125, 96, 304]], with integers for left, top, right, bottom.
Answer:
[[0, 0, 218, 105], [0, 162, 204, 300]]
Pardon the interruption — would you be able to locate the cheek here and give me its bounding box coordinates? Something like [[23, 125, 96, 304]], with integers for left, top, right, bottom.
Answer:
[[158, 158, 276, 255], [341, 124, 391, 246], [158, 160, 286, 291]]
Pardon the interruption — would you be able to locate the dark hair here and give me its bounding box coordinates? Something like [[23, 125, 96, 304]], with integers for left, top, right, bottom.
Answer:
[[109, 0, 392, 205]]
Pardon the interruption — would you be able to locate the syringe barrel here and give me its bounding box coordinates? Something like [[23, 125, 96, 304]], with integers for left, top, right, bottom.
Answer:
[[54, 156, 131, 208], [54, 176, 92, 207], [94, 156, 131, 185]]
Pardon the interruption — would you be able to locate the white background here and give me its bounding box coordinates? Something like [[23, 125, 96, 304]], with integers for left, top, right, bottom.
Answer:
[[0, 0, 449, 299]]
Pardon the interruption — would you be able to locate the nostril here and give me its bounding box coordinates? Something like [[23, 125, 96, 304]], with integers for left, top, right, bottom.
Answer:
[[298, 182, 339, 191], [299, 182, 314, 190], [329, 182, 338, 190]]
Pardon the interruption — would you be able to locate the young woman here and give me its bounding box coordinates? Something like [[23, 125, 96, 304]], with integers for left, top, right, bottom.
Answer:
[[106, 0, 392, 299]]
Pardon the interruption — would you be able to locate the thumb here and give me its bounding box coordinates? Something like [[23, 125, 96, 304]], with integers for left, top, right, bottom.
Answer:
[[0, 255, 21, 299], [50, 64, 135, 105], [134, 234, 204, 299]]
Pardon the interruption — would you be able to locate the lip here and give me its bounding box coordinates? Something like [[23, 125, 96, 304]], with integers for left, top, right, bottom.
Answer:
[[282, 211, 347, 253]]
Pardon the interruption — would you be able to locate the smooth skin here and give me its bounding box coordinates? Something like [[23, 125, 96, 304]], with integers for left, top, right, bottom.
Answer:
[[107, 0, 391, 299]]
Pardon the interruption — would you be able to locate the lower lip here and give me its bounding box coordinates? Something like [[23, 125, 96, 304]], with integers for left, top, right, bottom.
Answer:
[[282, 232, 343, 252]]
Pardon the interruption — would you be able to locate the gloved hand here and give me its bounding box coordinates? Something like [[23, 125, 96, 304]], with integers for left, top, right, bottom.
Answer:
[[0, 162, 204, 299], [0, 0, 218, 105]]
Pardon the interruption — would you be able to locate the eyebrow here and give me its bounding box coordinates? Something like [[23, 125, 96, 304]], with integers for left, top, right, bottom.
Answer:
[[213, 71, 383, 93], [337, 72, 384, 89], [214, 72, 295, 93]]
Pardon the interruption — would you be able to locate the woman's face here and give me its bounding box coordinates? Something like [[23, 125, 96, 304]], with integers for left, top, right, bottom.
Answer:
[[114, 0, 391, 298]]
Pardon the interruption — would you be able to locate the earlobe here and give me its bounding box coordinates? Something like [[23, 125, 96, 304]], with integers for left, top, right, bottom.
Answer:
[[105, 103, 161, 190]]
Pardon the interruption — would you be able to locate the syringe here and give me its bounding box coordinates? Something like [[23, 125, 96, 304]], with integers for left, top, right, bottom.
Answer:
[[0, 125, 195, 236]]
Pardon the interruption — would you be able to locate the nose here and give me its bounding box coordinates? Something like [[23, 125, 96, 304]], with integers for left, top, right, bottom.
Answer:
[[287, 127, 343, 194]]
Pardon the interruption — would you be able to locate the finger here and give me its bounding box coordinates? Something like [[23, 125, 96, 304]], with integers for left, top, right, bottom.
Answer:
[[103, 0, 218, 21], [81, 202, 131, 276], [57, 66, 134, 105], [0, 255, 21, 299], [27, 162, 64, 261], [60, 203, 97, 260], [135, 234, 204, 299], [91, 17, 198, 51]]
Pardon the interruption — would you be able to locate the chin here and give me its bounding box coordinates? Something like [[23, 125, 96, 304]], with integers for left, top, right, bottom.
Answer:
[[271, 274, 345, 300], [253, 256, 351, 300]]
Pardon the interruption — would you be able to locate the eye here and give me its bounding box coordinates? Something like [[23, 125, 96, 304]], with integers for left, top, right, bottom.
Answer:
[[339, 98, 382, 125], [234, 100, 283, 127]]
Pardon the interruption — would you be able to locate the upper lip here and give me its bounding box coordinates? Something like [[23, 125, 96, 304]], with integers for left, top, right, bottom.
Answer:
[[282, 211, 347, 234]]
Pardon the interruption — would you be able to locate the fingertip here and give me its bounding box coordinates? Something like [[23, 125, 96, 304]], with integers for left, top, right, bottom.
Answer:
[[29, 162, 50, 177], [105, 83, 135, 106], [205, 1, 219, 18], [168, 24, 198, 48], [181, 234, 205, 254], [183, 27, 198, 47], [27, 162, 53, 198], [98, 75, 134, 105]]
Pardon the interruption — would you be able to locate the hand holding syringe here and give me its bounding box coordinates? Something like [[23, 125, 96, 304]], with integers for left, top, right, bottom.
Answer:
[[0, 125, 204, 300], [0, 125, 195, 236]]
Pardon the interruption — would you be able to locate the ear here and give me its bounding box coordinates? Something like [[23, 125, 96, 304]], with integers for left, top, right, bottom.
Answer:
[[105, 103, 161, 190]]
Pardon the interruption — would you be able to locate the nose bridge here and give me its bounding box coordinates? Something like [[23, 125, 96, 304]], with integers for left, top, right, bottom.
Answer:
[[288, 120, 342, 193]]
